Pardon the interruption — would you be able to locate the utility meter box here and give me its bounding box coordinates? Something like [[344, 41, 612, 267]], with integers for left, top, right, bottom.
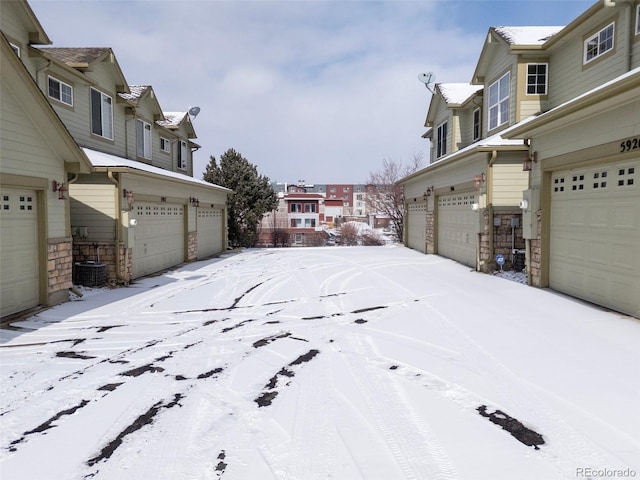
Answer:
[[121, 211, 136, 247], [522, 188, 540, 239]]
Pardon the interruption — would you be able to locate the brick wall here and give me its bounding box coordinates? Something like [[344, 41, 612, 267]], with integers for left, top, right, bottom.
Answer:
[[425, 211, 434, 253], [187, 231, 197, 261], [491, 211, 525, 270], [529, 211, 543, 286], [72, 240, 131, 285], [47, 237, 72, 305]]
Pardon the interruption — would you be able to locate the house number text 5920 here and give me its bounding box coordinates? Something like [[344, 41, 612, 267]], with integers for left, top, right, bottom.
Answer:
[[620, 137, 640, 153]]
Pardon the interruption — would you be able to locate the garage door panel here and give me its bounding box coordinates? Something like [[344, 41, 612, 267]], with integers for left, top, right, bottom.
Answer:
[[1, 189, 39, 316], [197, 208, 223, 258], [407, 203, 426, 253], [437, 193, 477, 268], [550, 160, 639, 317], [133, 203, 184, 278]]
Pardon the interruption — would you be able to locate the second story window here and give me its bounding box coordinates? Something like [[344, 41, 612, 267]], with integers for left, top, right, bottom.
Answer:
[[177, 140, 188, 169], [136, 119, 151, 159], [90, 88, 113, 140], [472, 108, 481, 142], [48, 76, 73, 106], [436, 121, 448, 158], [290, 203, 302, 213], [160, 137, 171, 153], [584, 22, 615, 64], [304, 203, 316, 213], [526, 63, 548, 95], [488, 71, 510, 131]]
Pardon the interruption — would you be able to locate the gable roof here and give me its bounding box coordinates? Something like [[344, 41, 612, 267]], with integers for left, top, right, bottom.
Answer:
[[438, 83, 483, 106], [36, 47, 130, 92], [492, 26, 563, 46], [1, 0, 51, 45], [157, 112, 197, 139]]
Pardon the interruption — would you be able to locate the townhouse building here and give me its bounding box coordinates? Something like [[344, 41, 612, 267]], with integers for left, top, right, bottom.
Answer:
[[400, 0, 639, 317], [0, 0, 230, 317]]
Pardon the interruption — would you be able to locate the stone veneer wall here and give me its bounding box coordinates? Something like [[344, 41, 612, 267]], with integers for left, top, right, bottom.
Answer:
[[187, 231, 197, 261], [425, 211, 434, 253], [529, 211, 543, 287], [72, 240, 132, 285], [479, 210, 525, 272], [47, 237, 73, 305]]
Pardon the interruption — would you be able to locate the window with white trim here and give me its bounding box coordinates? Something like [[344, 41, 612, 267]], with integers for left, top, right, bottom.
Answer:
[[526, 63, 548, 95], [584, 22, 615, 64], [488, 71, 510, 131], [304, 218, 316, 228], [472, 108, 481, 141], [290, 203, 302, 213], [177, 140, 188, 169], [436, 121, 448, 158], [90, 88, 113, 139], [160, 137, 171, 153], [304, 203, 316, 213], [48, 76, 73, 106], [136, 119, 151, 159], [636, 4, 640, 35]]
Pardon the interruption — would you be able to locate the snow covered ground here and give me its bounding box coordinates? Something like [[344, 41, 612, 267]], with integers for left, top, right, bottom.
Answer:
[[1, 246, 638, 480]]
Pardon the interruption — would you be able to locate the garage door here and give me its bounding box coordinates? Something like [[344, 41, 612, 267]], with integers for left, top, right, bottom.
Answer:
[[437, 192, 477, 268], [132, 203, 185, 278], [0, 188, 39, 317], [406, 202, 427, 253], [550, 160, 639, 317], [196, 207, 224, 259]]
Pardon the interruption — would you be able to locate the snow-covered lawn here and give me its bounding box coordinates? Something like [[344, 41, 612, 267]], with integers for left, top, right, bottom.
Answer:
[[1, 246, 638, 480]]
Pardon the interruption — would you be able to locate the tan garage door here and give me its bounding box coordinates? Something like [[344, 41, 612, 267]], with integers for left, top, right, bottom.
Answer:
[[550, 160, 639, 317], [132, 203, 185, 278], [196, 207, 224, 259], [437, 192, 477, 268], [0, 189, 39, 317], [406, 202, 427, 253]]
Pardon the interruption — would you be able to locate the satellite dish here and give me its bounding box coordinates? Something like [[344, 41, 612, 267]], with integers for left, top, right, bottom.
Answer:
[[417, 72, 435, 93], [188, 106, 201, 119]]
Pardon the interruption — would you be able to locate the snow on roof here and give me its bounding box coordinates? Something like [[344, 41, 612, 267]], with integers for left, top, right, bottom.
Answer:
[[494, 26, 564, 45], [118, 85, 149, 102], [81, 147, 231, 192], [438, 84, 483, 105], [157, 112, 186, 128]]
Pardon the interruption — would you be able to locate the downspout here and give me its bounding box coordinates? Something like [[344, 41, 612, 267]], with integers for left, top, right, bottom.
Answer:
[[485, 150, 499, 269], [107, 170, 123, 283], [626, 1, 633, 72]]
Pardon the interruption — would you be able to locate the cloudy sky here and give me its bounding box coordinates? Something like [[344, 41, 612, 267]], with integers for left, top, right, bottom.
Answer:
[[30, 0, 592, 184]]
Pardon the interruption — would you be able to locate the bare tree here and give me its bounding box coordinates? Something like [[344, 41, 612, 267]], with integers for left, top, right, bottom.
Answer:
[[366, 152, 424, 243], [339, 223, 359, 246]]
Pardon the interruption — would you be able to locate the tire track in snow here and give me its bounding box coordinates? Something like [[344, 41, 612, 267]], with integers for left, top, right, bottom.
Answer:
[[341, 331, 458, 480]]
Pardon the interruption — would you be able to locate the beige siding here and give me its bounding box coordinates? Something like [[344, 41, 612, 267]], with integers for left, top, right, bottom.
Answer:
[[548, 11, 632, 108], [69, 179, 117, 241], [492, 162, 529, 207], [483, 43, 516, 137]]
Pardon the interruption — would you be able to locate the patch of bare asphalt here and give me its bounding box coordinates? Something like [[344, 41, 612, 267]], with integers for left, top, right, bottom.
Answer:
[[354, 319, 368, 324], [252, 332, 291, 348], [215, 450, 227, 477], [56, 351, 97, 360], [119, 364, 165, 377], [351, 306, 388, 314], [96, 325, 123, 333], [97, 383, 124, 392], [8, 399, 90, 451], [221, 318, 257, 333], [174, 367, 224, 382], [255, 349, 320, 407], [301, 306, 387, 321], [477, 405, 545, 450], [86, 393, 184, 467]]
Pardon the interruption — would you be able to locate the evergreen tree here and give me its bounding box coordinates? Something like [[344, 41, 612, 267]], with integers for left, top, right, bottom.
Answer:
[[204, 149, 278, 247]]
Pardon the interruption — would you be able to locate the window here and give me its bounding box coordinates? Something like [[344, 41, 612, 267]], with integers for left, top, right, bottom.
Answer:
[[48, 76, 73, 106], [584, 22, 615, 64], [526, 63, 548, 95], [436, 121, 448, 158], [304, 218, 316, 228], [472, 108, 481, 141], [304, 203, 316, 213], [136, 119, 152, 159], [488, 71, 510, 130], [636, 4, 640, 35], [290, 218, 302, 227], [90, 88, 113, 139], [177, 140, 188, 169], [160, 137, 171, 153], [290, 203, 302, 213]]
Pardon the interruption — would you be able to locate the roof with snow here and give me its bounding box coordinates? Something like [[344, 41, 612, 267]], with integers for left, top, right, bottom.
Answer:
[[81, 147, 231, 192], [438, 84, 483, 106], [118, 85, 150, 102], [157, 112, 187, 128], [493, 26, 564, 45]]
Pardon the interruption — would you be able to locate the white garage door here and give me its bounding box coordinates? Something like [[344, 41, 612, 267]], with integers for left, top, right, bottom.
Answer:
[[132, 203, 185, 278], [196, 207, 224, 259], [406, 202, 427, 253], [550, 160, 639, 317], [0, 189, 39, 317], [437, 192, 477, 268]]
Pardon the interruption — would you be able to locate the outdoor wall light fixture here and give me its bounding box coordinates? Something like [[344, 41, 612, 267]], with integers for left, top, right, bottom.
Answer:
[[123, 189, 134, 207], [189, 197, 200, 207], [423, 186, 434, 199], [474, 173, 486, 189], [523, 151, 538, 171], [52, 180, 67, 200]]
